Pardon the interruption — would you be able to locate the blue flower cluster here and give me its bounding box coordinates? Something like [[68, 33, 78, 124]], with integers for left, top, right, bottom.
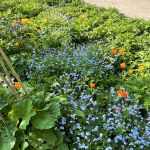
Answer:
[[27, 44, 150, 149], [102, 88, 150, 149]]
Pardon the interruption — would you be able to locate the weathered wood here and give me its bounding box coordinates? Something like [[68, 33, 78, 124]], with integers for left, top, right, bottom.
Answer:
[[0, 47, 28, 96], [0, 72, 22, 100]]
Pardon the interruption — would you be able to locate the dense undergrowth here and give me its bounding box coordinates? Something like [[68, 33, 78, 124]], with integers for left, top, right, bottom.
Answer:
[[0, 0, 150, 149]]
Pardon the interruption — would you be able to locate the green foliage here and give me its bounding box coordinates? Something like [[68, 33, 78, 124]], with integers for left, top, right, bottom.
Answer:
[[0, 0, 150, 149], [9, 101, 36, 130], [31, 103, 60, 129]]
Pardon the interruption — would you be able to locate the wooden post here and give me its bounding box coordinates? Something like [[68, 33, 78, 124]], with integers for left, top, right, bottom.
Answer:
[[0, 47, 28, 96], [0, 73, 22, 100]]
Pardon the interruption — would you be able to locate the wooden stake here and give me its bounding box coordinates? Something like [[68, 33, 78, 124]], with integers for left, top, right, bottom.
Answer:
[[0, 57, 14, 87], [0, 47, 28, 96], [0, 73, 22, 100]]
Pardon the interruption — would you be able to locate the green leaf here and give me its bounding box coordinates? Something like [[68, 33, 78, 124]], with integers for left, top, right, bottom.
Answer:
[[28, 129, 57, 149], [52, 95, 68, 104], [57, 143, 69, 150], [9, 101, 36, 130], [0, 123, 17, 150], [54, 130, 63, 146], [0, 94, 8, 111], [74, 109, 85, 118], [31, 103, 60, 129]]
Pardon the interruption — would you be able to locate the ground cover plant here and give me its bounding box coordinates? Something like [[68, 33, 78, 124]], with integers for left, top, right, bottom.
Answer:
[[0, 0, 150, 149]]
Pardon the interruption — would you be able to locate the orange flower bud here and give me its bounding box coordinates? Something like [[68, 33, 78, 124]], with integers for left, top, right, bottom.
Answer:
[[121, 63, 126, 68], [129, 69, 133, 74], [15, 42, 19, 47], [22, 18, 28, 24], [90, 82, 95, 88], [138, 66, 144, 71], [119, 49, 124, 55], [66, 13, 70, 16], [15, 82, 21, 89], [112, 49, 116, 55]]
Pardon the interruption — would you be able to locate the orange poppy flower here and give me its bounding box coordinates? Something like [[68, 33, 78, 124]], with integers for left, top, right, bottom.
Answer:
[[122, 91, 128, 98], [90, 82, 95, 88], [138, 66, 144, 71], [119, 49, 124, 55], [115, 108, 120, 113], [15, 82, 21, 89], [121, 63, 126, 68], [129, 69, 133, 74], [22, 19, 28, 24], [15, 42, 19, 47], [117, 90, 123, 95], [112, 49, 116, 55]]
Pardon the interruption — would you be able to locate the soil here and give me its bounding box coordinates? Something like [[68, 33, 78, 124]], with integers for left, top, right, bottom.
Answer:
[[84, 0, 150, 21]]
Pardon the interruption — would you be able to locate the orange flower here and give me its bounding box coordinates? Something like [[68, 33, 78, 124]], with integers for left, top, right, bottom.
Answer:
[[119, 49, 124, 55], [121, 63, 126, 68], [115, 108, 120, 113], [117, 90, 123, 95], [17, 19, 21, 23], [37, 29, 40, 33], [90, 82, 95, 88], [122, 91, 128, 98], [43, 18, 47, 23], [129, 69, 133, 74], [138, 66, 144, 71], [15, 82, 21, 89], [66, 13, 70, 16], [81, 15, 85, 19], [117, 90, 128, 98], [15, 42, 19, 47], [22, 18, 28, 24], [11, 23, 15, 27], [112, 49, 116, 55]]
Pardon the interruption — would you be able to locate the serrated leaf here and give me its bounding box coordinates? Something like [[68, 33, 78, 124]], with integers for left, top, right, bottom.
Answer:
[[31, 103, 60, 129], [9, 101, 36, 130], [28, 129, 57, 149]]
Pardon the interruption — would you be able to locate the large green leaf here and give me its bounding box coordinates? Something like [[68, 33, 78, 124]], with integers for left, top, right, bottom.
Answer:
[[28, 129, 57, 150], [9, 101, 36, 129], [0, 123, 17, 150], [31, 103, 60, 129]]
